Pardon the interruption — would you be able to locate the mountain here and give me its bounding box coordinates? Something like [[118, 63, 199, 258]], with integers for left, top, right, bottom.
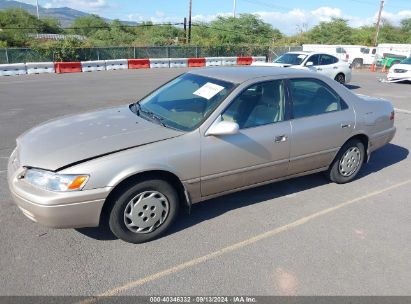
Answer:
[[0, 0, 136, 27]]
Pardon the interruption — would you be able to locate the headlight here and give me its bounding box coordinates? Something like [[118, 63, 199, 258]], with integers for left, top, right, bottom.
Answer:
[[24, 169, 89, 192], [394, 69, 407, 73]]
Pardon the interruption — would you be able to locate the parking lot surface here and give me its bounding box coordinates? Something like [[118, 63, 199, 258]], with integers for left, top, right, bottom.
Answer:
[[0, 69, 410, 296]]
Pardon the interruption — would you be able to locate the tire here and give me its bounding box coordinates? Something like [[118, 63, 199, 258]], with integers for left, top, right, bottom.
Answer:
[[335, 73, 346, 84], [326, 139, 365, 184], [352, 58, 363, 69], [108, 179, 179, 243]]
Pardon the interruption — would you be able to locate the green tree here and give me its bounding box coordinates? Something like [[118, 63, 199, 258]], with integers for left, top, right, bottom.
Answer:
[[351, 25, 374, 45], [377, 20, 408, 44], [71, 14, 109, 37], [0, 8, 61, 46], [192, 14, 282, 45], [307, 18, 354, 44], [131, 22, 183, 46]]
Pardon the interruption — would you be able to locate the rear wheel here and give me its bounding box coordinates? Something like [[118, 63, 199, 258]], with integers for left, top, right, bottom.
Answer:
[[352, 58, 363, 69], [326, 139, 365, 184], [108, 179, 179, 243], [335, 73, 346, 84]]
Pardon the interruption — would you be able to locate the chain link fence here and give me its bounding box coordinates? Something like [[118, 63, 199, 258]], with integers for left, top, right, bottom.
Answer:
[[0, 45, 302, 64]]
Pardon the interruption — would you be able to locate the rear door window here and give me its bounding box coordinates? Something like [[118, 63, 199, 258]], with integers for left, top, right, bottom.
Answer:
[[320, 54, 338, 65], [289, 78, 347, 119]]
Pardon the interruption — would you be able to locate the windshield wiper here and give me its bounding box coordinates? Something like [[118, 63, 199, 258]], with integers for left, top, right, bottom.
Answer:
[[134, 103, 167, 127]]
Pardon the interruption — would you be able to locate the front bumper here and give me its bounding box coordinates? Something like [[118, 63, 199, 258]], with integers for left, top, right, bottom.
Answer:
[[7, 149, 112, 229]]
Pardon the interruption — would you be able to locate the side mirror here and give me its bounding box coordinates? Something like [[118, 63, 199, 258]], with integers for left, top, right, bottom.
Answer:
[[206, 120, 239, 136], [306, 61, 314, 67]]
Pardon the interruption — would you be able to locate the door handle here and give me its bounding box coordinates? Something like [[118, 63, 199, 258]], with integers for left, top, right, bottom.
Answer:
[[341, 124, 351, 128], [274, 135, 288, 143], [316, 68, 322, 71], [333, 66, 338, 69]]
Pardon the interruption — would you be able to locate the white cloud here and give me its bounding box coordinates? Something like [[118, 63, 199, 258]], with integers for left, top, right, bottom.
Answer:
[[43, 0, 108, 11]]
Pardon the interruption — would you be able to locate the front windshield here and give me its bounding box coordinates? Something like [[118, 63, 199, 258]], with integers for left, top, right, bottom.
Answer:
[[136, 73, 235, 131], [400, 57, 411, 64], [273, 53, 308, 65]]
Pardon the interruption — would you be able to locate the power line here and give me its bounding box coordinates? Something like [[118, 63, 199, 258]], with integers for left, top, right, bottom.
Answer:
[[0, 23, 184, 30]]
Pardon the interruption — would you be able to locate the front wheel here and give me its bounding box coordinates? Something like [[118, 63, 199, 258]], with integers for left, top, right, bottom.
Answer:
[[335, 73, 346, 84], [326, 139, 365, 184], [108, 179, 179, 243]]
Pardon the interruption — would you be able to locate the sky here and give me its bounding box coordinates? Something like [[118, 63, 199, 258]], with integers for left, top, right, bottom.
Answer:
[[17, 0, 411, 34]]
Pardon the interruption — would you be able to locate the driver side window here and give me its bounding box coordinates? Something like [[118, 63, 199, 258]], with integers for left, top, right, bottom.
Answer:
[[222, 80, 285, 129], [306, 54, 320, 66]]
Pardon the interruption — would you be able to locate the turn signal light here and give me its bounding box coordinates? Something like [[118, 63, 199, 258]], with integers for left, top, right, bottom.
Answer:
[[390, 111, 395, 120], [67, 176, 89, 190]]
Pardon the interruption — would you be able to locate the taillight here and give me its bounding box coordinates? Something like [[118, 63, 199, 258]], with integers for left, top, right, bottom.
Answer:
[[390, 111, 395, 120], [346, 54, 349, 60]]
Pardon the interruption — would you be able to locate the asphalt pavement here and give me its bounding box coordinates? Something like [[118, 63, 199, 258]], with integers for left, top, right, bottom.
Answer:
[[0, 68, 410, 296]]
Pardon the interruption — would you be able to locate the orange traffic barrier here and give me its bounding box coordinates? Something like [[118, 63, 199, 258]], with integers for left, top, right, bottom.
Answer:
[[54, 62, 82, 74], [188, 58, 206, 67], [237, 56, 253, 65], [128, 59, 150, 69]]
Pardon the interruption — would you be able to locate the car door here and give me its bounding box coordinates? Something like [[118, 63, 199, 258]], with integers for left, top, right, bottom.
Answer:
[[305, 54, 321, 72], [317, 54, 339, 78], [287, 77, 355, 175], [200, 80, 291, 197]]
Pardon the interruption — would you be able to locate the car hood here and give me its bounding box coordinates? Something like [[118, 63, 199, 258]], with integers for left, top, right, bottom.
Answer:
[[389, 63, 410, 72], [16, 106, 184, 171]]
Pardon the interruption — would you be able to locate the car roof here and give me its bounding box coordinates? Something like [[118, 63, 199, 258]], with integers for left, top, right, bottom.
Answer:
[[288, 51, 336, 56], [188, 66, 316, 84]]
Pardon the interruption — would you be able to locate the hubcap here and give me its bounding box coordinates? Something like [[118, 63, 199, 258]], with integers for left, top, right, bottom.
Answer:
[[337, 75, 345, 83], [339, 147, 361, 177], [124, 191, 169, 234]]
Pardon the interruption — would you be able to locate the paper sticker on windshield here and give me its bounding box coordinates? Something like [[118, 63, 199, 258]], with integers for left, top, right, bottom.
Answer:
[[193, 82, 225, 100]]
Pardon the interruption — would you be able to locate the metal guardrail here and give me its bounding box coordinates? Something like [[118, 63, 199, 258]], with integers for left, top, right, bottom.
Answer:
[[0, 46, 302, 64]]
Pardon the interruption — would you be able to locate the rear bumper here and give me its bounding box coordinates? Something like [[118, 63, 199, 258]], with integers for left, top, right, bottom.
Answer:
[[369, 126, 396, 154]]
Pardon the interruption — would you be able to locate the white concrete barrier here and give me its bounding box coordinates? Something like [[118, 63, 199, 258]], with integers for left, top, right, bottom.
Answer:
[[26, 62, 55, 74], [0, 63, 27, 76], [252, 56, 266, 63], [205, 57, 223, 67], [169, 58, 188, 68], [105, 59, 128, 70], [149, 58, 170, 68], [81, 60, 106, 72], [221, 57, 237, 66]]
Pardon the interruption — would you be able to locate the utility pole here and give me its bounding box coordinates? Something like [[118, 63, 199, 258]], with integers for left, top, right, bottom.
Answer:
[[36, 0, 40, 19], [233, 0, 236, 18], [187, 0, 192, 44], [374, 0, 384, 47], [184, 17, 187, 43]]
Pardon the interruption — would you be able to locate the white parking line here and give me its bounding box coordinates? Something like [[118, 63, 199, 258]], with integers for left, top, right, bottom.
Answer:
[[395, 108, 411, 114], [0, 170, 6, 174], [78, 179, 411, 301]]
